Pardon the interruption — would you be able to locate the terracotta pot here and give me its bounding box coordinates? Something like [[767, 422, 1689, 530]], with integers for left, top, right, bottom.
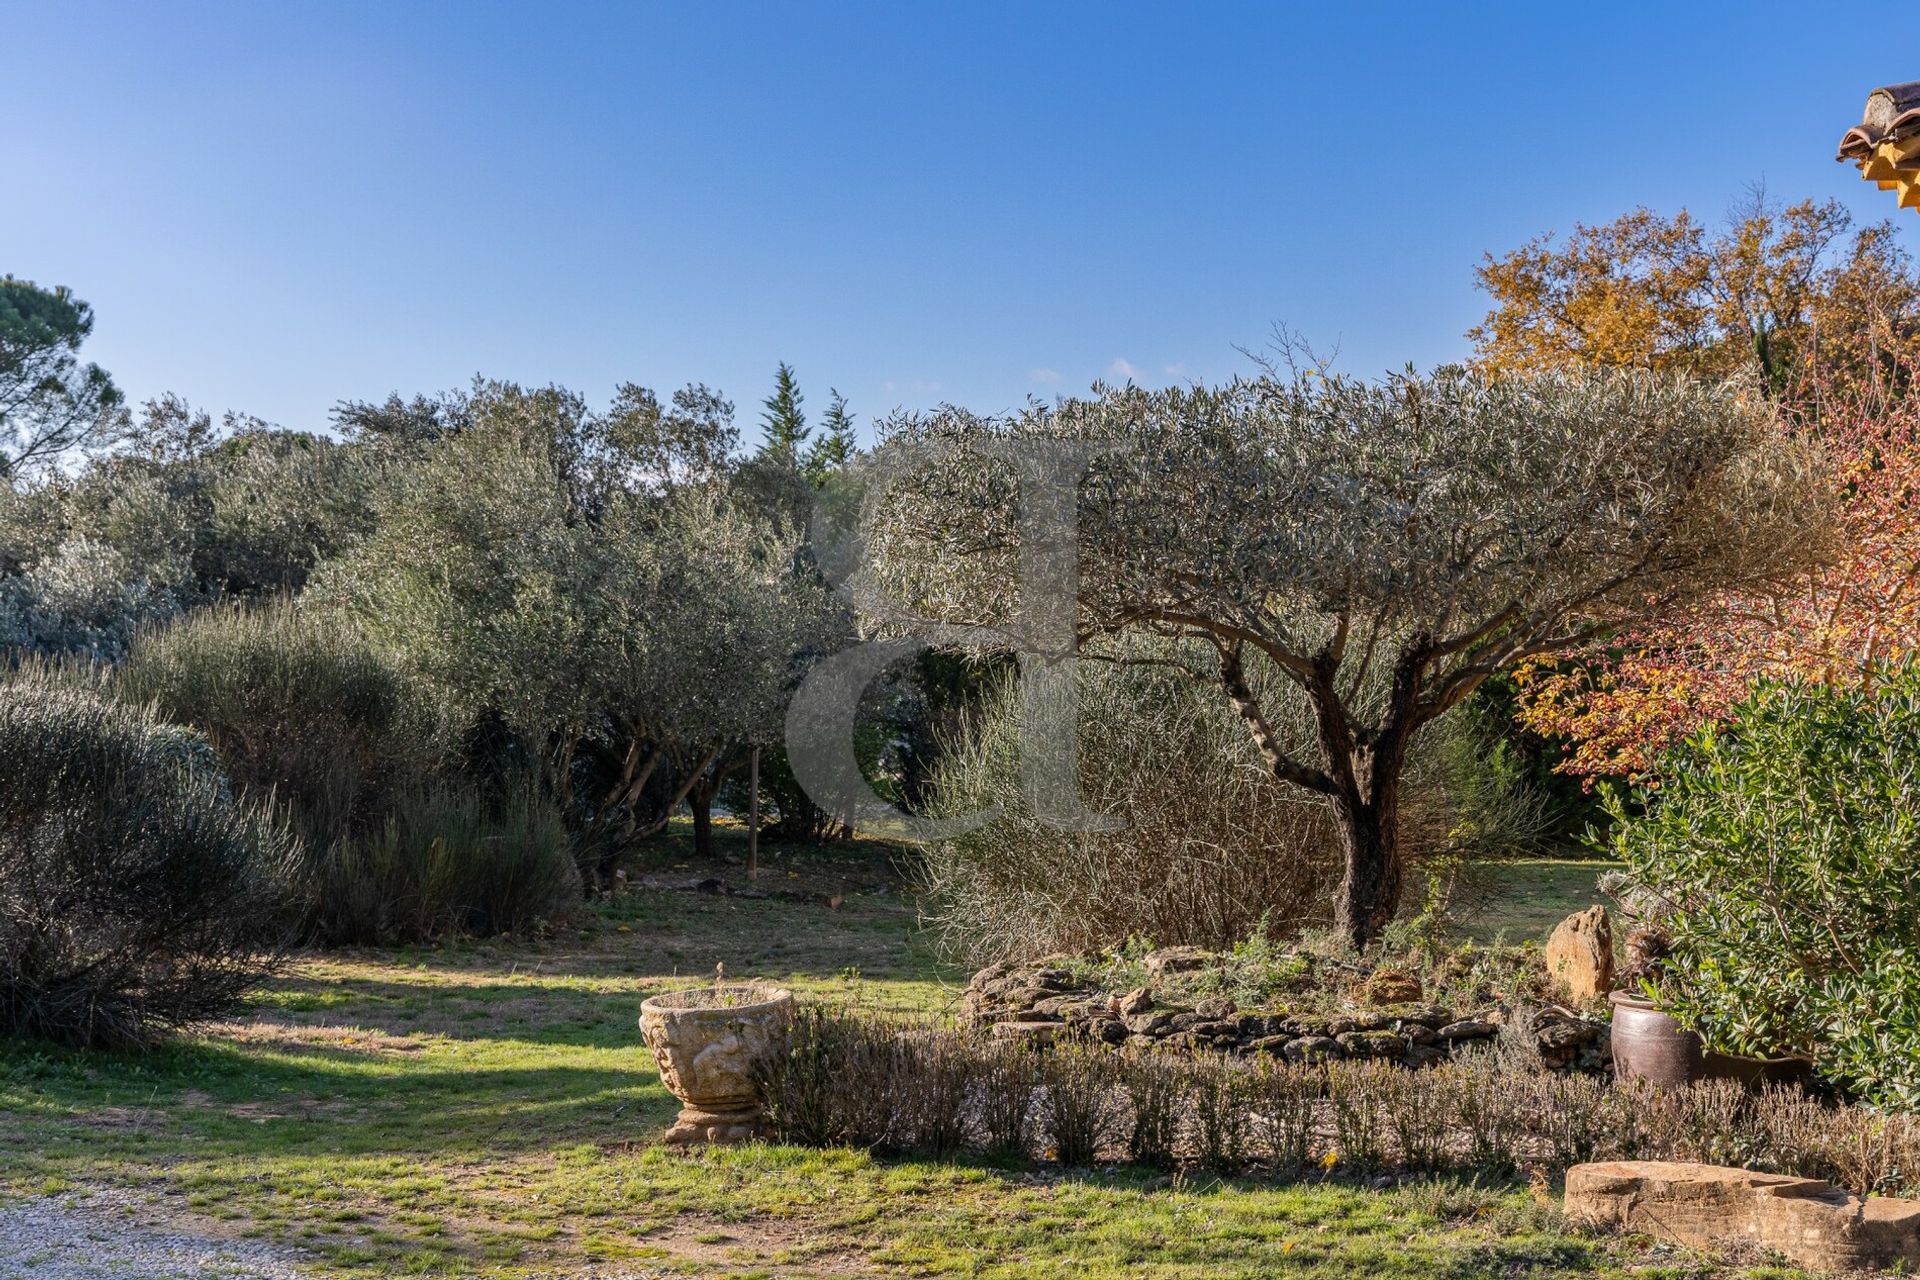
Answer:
[[639, 984, 793, 1144], [1609, 991, 1815, 1090]]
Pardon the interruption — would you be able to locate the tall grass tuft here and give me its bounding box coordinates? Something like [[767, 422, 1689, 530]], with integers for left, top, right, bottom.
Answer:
[[315, 781, 579, 944]]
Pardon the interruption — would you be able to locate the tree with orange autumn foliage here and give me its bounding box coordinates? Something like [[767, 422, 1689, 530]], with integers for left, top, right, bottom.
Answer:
[[1509, 336, 1920, 782], [1472, 193, 1920, 398]]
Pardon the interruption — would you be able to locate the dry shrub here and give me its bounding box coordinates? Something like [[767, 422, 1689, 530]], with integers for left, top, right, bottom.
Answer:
[[919, 642, 1548, 964], [977, 1040, 1039, 1162], [1251, 1058, 1319, 1175], [1042, 1040, 1124, 1167], [921, 653, 1338, 962], [1380, 1068, 1455, 1173], [1187, 1054, 1258, 1172], [757, 1006, 1920, 1192], [1327, 1061, 1395, 1173], [1121, 1047, 1181, 1169], [755, 1005, 862, 1147], [1521, 1071, 1613, 1169], [893, 1031, 980, 1159]]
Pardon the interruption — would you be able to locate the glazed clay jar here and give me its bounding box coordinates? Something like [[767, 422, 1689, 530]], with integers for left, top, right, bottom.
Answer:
[[1610, 991, 1813, 1090], [639, 984, 794, 1144]]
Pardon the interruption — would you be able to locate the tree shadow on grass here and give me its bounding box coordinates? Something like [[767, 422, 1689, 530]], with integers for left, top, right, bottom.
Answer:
[[1, 1033, 682, 1160]]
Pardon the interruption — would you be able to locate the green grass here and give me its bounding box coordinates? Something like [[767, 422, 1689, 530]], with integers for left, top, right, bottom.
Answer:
[[1462, 859, 1623, 944], [0, 826, 1759, 1278]]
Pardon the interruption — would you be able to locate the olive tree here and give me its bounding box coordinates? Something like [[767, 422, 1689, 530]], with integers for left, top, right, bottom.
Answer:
[[328, 379, 837, 874], [862, 368, 1829, 949]]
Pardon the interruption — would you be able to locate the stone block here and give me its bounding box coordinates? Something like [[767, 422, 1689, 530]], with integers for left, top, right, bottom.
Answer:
[[1565, 1160, 1920, 1272]]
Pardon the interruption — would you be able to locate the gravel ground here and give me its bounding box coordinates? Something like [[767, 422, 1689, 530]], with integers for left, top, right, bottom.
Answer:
[[0, 1190, 310, 1279]]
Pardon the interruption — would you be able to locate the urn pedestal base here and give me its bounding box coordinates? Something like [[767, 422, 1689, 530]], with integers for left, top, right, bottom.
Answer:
[[663, 1103, 764, 1146]]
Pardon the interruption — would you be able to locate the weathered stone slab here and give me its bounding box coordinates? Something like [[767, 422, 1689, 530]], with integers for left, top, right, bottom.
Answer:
[[1565, 1160, 1920, 1272]]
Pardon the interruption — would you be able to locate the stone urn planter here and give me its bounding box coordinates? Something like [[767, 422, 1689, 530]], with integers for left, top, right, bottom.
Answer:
[[639, 983, 793, 1145], [1609, 991, 1813, 1089]]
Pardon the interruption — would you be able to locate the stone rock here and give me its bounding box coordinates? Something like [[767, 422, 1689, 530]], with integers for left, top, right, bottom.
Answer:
[[1144, 946, 1215, 977], [1088, 1016, 1130, 1045], [1437, 1018, 1499, 1041], [1385, 1003, 1455, 1030], [1565, 1160, 1920, 1272], [1194, 995, 1237, 1020], [1336, 1030, 1407, 1059], [1358, 969, 1423, 1005], [1283, 1035, 1346, 1063], [990, 1020, 1059, 1044], [1327, 1011, 1394, 1035], [1544, 906, 1614, 1004], [1403, 1044, 1448, 1069], [1117, 987, 1153, 1017], [1247, 1035, 1293, 1054], [1537, 1019, 1602, 1051], [1124, 1010, 1174, 1037], [1401, 1023, 1439, 1048]]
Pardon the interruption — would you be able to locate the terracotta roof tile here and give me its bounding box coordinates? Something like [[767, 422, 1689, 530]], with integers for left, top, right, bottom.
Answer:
[[1838, 82, 1920, 161]]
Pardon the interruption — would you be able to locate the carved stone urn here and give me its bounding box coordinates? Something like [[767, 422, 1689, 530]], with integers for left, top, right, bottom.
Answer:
[[639, 983, 793, 1144]]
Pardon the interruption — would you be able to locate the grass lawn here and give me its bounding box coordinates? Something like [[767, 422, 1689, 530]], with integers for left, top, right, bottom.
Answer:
[[1461, 859, 1622, 945], [0, 828, 1765, 1278]]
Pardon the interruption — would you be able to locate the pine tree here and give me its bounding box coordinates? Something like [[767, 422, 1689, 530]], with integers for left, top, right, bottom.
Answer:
[[803, 389, 857, 485], [758, 362, 808, 468]]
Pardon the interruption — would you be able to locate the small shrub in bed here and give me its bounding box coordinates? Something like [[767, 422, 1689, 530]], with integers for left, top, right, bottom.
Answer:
[[893, 1030, 979, 1159], [0, 680, 297, 1048], [1187, 1053, 1256, 1172], [976, 1039, 1039, 1162], [1251, 1058, 1318, 1176], [1121, 1047, 1181, 1169], [1041, 1040, 1125, 1167]]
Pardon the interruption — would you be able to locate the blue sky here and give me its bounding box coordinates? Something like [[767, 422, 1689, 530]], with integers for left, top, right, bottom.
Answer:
[[6, 1, 1914, 441]]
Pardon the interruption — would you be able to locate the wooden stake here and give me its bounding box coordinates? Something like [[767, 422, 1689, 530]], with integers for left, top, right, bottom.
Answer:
[[747, 746, 761, 882]]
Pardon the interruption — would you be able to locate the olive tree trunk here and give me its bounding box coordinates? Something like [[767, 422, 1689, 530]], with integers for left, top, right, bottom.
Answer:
[[1330, 785, 1404, 953]]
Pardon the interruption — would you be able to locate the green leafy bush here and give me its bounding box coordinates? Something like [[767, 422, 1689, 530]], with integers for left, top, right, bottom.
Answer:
[[1605, 669, 1920, 1108], [115, 601, 439, 847], [0, 679, 296, 1047], [116, 602, 580, 945]]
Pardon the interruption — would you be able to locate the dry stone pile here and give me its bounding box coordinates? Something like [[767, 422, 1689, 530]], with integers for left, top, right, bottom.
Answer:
[[960, 949, 1611, 1072]]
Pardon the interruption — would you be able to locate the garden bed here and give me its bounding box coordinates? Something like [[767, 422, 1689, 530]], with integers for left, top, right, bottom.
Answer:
[[960, 946, 1611, 1072]]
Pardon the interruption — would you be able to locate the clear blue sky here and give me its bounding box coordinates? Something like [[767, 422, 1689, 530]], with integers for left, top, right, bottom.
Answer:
[[6, 0, 1915, 440]]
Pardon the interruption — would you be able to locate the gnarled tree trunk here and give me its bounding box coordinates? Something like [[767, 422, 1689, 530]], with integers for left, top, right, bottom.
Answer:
[[1331, 786, 1404, 953]]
